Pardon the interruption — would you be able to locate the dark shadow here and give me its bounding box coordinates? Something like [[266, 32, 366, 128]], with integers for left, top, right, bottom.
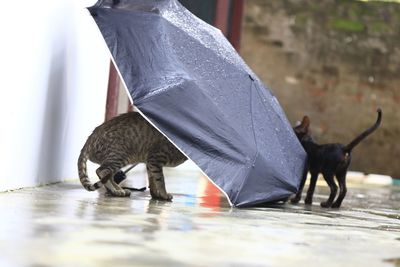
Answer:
[[36, 44, 67, 185]]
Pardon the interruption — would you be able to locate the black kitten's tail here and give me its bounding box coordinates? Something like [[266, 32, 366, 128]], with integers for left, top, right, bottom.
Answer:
[[343, 108, 382, 153]]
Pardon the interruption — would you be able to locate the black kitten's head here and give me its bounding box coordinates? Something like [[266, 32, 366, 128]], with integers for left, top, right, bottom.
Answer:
[[293, 116, 313, 142]]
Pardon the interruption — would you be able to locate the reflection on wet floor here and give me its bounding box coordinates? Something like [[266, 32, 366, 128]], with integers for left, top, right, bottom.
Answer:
[[1, 169, 400, 267]]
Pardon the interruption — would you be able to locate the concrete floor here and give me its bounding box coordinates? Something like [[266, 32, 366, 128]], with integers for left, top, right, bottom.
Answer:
[[1, 168, 400, 267]]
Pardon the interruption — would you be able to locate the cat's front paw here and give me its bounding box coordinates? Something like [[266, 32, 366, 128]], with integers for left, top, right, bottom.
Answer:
[[304, 198, 313, 205], [156, 193, 173, 201], [320, 201, 332, 208], [290, 195, 301, 204], [150, 190, 173, 201], [123, 189, 132, 196], [107, 189, 131, 197], [164, 193, 173, 201], [331, 202, 341, 208]]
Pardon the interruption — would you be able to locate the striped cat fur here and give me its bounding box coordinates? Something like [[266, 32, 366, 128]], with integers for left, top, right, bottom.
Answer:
[[78, 112, 187, 200]]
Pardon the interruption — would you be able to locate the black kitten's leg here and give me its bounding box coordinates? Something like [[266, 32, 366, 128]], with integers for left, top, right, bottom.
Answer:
[[332, 172, 347, 208], [320, 173, 337, 208], [305, 171, 318, 205], [291, 165, 308, 204]]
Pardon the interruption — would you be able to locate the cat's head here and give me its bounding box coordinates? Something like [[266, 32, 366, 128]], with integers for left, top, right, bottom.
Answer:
[[293, 116, 313, 142]]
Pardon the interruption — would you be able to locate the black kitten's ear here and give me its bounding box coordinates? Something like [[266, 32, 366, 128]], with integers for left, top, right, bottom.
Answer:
[[300, 116, 310, 130]]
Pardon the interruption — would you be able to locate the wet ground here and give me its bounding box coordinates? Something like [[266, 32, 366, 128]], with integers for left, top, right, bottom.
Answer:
[[1, 167, 400, 267]]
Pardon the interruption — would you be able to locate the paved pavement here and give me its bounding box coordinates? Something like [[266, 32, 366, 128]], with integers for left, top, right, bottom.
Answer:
[[1, 167, 400, 267]]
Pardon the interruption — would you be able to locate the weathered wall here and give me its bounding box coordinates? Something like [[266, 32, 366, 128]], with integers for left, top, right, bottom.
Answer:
[[242, 0, 400, 177], [0, 0, 110, 191]]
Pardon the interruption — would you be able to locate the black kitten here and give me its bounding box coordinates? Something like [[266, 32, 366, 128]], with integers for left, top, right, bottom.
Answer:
[[291, 108, 382, 208]]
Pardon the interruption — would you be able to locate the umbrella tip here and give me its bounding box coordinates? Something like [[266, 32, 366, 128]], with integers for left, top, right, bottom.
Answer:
[[88, 7, 98, 17]]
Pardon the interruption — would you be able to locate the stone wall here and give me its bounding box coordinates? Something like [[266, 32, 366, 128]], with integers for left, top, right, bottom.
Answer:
[[241, 0, 400, 177]]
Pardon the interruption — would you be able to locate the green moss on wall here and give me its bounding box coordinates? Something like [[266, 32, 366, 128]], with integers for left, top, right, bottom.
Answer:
[[330, 19, 365, 32]]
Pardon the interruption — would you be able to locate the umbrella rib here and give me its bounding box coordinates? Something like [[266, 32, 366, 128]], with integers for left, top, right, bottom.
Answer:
[[249, 79, 258, 150], [233, 78, 259, 204], [234, 79, 298, 205], [253, 82, 297, 189], [255, 84, 296, 176]]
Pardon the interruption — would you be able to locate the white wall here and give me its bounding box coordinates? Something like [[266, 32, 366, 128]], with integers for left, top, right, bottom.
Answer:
[[0, 0, 110, 191]]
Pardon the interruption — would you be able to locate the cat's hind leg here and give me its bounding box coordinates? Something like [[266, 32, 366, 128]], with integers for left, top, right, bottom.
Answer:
[[305, 171, 318, 205], [109, 177, 132, 196], [96, 164, 131, 197], [320, 172, 338, 208], [332, 171, 347, 208], [146, 155, 172, 201], [291, 165, 309, 204]]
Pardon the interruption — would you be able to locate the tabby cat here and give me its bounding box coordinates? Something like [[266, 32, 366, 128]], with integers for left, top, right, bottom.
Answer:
[[291, 108, 382, 208], [78, 112, 187, 200]]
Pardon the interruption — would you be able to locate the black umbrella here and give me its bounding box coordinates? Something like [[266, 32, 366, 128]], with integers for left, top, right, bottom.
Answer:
[[88, 0, 306, 207]]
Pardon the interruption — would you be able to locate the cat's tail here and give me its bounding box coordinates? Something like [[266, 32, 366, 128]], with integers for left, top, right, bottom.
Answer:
[[343, 108, 382, 153], [78, 143, 103, 191]]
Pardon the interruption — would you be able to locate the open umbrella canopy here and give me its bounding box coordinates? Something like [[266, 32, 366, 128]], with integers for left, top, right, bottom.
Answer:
[[88, 0, 306, 207]]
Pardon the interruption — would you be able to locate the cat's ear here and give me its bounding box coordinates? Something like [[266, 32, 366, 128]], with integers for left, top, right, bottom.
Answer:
[[300, 116, 310, 130]]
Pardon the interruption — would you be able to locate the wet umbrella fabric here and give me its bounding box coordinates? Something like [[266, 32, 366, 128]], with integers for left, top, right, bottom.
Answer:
[[88, 0, 306, 207]]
